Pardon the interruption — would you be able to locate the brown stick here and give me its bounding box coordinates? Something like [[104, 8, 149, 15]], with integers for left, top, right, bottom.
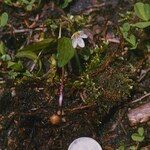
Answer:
[[131, 92, 150, 103], [127, 102, 150, 126]]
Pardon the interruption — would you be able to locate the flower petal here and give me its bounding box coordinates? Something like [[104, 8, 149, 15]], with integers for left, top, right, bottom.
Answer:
[[72, 38, 78, 48], [79, 31, 88, 38], [77, 38, 85, 48]]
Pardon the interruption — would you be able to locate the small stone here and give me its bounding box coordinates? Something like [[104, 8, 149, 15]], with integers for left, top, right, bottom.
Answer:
[[62, 117, 66, 123], [11, 87, 16, 97], [49, 114, 61, 125]]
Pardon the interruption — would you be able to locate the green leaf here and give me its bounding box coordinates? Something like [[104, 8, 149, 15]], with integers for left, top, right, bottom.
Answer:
[[0, 12, 8, 27], [16, 51, 38, 60], [131, 133, 144, 142], [123, 32, 128, 38], [26, 4, 32, 11], [129, 34, 136, 46], [138, 127, 144, 136], [131, 21, 150, 28], [123, 23, 130, 32], [7, 61, 23, 71], [118, 145, 125, 150], [57, 37, 75, 67], [22, 70, 33, 77], [1, 54, 11, 61], [0, 41, 6, 55], [15, 51, 42, 73], [130, 146, 136, 150], [125, 34, 136, 46], [134, 2, 150, 21], [19, 38, 55, 53], [8, 71, 19, 79], [61, 0, 72, 8]]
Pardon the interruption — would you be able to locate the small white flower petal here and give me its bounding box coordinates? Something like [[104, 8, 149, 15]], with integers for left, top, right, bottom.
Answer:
[[77, 38, 85, 48], [80, 34, 88, 38], [79, 31, 88, 38], [72, 38, 78, 48]]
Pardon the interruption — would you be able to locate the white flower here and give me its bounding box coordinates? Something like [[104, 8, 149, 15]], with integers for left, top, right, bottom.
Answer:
[[71, 31, 88, 48]]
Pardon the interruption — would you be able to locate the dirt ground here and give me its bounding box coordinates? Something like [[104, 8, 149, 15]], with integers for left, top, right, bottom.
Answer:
[[0, 0, 150, 149]]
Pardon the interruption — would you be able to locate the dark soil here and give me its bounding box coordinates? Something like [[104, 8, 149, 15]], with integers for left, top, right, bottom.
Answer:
[[0, 0, 150, 149]]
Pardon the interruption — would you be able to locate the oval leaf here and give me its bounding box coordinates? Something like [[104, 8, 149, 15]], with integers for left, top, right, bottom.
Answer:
[[1, 54, 11, 61], [0, 12, 8, 27], [0, 41, 6, 55], [123, 23, 130, 32], [57, 37, 75, 67], [16, 51, 38, 60], [134, 2, 150, 21], [19, 38, 55, 53], [132, 21, 150, 28], [138, 127, 144, 136], [7, 61, 23, 71], [131, 133, 144, 142]]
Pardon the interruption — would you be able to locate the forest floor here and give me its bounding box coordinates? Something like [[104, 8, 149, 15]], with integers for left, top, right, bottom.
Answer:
[[0, 0, 150, 149]]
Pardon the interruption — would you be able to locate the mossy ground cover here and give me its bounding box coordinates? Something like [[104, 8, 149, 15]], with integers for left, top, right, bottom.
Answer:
[[0, 0, 150, 149]]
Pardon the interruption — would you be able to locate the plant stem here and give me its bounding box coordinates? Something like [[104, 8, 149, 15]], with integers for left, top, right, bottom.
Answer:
[[74, 49, 82, 73], [58, 67, 65, 109]]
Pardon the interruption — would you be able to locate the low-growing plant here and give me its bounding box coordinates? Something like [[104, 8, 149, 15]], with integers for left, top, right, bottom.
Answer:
[[4, 0, 40, 11], [0, 12, 8, 27], [120, 2, 150, 50], [118, 127, 145, 150], [0, 41, 32, 79]]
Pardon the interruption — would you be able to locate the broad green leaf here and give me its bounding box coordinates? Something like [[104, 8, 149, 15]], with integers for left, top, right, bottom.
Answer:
[[16, 51, 42, 73], [22, 70, 33, 77], [131, 133, 144, 142], [129, 34, 136, 46], [19, 38, 55, 52], [123, 32, 128, 38], [57, 37, 75, 67], [123, 23, 130, 32], [1, 54, 11, 61], [7, 61, 23, 71], [0, 41, 6, 55], [16, 51, 38, 60], [125, 34, 136, 46], [138, 127, 144, 136], [131, 21, 150, 28], [134, 2, 150, 21], [0, 12, 8, 27]]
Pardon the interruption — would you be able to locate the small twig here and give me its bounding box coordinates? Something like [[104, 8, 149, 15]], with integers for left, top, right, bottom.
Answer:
[[132, 92, 150, 103], [65, 102, 96, 113], [138, 68, 150, 82], [2, 27, 47, 35], [30, 51, 42, 72], [58, 24, 62, 39]]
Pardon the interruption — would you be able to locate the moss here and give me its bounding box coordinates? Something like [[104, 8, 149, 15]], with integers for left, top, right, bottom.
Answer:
[[73, 58, 134, 103]]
